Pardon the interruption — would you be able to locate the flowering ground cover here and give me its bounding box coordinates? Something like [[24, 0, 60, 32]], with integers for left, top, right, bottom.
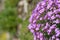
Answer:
[[28, 0, 60, 40]]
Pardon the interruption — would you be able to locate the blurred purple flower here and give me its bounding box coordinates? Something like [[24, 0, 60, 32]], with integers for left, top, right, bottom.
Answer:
[[28, 0, 60, 40]]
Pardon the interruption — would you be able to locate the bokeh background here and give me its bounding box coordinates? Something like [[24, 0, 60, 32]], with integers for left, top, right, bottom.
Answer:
[[0, 0, 40, 40]]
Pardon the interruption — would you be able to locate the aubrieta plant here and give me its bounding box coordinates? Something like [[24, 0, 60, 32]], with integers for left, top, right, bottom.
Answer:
[[28, 0, 60, 40]]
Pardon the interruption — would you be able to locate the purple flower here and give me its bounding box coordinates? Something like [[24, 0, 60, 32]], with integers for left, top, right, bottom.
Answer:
[[52, 35, 55, 40], [28, 0, 60, 40], [47, 11, 53, 16], [51, 15, 56, 20]]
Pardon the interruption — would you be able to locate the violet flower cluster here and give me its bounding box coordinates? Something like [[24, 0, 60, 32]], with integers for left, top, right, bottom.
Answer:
[[28, 0, 60, 40]]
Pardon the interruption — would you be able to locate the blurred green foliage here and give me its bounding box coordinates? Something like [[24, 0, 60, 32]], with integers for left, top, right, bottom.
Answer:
[[0, 0, 33, 40], [0, 8, 17, 31], [0, 0, 20, 33], [5, 0, 20, 8], [20, 18, 33, 40]]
